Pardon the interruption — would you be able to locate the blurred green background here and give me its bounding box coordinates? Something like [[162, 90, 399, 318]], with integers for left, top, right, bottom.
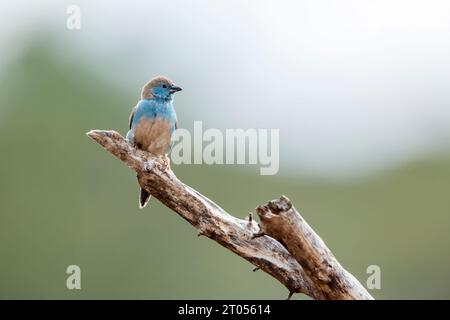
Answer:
[[0, 42, 449, 299], [1, 1, 450, 299]]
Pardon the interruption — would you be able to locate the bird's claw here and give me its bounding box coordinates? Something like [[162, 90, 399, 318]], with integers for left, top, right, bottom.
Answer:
[[161, 155, 171, 171]]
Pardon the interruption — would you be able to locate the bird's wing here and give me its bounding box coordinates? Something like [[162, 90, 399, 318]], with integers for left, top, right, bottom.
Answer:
[[128, 106, 137, 129]]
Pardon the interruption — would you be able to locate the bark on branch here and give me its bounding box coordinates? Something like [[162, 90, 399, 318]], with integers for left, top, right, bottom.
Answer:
[[256, 197, 373, 299], [86, 129, 373, 300]]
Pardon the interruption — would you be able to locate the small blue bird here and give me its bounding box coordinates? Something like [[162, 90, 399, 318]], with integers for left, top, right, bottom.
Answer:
[[126, 76, 182, 208]]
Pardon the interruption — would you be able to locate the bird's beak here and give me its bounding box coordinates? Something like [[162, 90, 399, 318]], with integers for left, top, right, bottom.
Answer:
[[170, 85, 182, 93]]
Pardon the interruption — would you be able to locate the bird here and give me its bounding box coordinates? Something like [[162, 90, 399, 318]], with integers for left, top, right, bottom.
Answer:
[[126, 76, 182, 208]]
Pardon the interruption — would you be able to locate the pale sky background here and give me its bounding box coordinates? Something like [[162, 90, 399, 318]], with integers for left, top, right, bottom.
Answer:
[[2, 0, 450, 178]]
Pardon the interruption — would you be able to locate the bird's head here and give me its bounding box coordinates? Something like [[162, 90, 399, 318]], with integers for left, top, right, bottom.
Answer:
[[141, 76, 182, 101]]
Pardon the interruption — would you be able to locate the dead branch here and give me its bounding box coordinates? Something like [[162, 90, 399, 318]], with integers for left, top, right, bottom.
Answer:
[[256, 196, 373, 299], [86, 129, 373, 300]]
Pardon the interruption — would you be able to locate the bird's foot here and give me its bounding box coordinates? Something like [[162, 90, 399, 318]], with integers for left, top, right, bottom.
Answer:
[[127, 138, 138, 149], [161, 155, 171, 171]]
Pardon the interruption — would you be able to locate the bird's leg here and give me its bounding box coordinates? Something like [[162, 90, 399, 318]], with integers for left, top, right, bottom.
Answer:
[[161, 154, 171, 171], [127, 138, 138, 150]]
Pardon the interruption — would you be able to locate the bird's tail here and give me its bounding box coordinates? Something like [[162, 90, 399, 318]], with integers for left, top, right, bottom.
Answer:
[[139, 188, 151, 209]]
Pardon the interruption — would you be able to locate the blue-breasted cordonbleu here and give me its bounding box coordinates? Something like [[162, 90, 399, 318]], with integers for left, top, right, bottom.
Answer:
[[126, 76, 182, 208]]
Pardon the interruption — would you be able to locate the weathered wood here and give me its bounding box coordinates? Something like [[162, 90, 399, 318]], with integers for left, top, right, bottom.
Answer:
[[256, 196, 373, 300], [87, 130, 317, 298], [87, 129, 373, 300]]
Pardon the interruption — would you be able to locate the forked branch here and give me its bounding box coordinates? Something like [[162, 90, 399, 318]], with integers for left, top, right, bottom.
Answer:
[[87, 129, 373, 300]]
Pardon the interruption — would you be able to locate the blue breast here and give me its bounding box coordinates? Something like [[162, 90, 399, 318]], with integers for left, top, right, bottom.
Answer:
[[131, 99, 177, 134]]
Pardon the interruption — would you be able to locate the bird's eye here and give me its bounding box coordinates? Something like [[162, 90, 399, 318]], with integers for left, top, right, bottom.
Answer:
[[162, 84, 167, 88]]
